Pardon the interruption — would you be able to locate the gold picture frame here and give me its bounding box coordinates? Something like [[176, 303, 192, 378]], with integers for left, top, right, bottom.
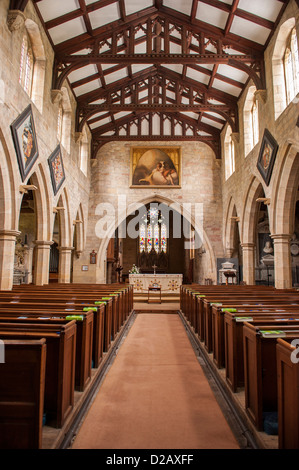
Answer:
[[130, 146, 181, 188]]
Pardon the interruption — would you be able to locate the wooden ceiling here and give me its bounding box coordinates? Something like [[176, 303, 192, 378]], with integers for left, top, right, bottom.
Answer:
[[19, 0, 291, 157]]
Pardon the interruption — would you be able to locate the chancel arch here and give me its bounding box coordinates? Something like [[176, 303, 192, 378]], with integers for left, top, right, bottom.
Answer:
[[95, 194, 216, 285]]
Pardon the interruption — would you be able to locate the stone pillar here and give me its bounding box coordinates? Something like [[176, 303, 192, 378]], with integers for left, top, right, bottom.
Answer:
[[271, 234, 292, 289], [241, 243, 256, 285], [34, 240, 53, 286], [58, 246, 74, 284], [0, 230, 20, 290]]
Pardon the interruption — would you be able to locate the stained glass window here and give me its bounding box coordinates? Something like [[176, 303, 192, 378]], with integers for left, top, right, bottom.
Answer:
[[161, 224, 167, 253], [154, 224, 159, 253], [147, 224, 153, 253], [139, 207, 168, 254], [139, 224, 146, 252]]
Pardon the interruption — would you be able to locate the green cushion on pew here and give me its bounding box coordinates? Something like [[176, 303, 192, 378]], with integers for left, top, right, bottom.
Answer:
[[66, 315, 84, 321], [196, 295, 206, 297], [102, 297, 112, 300], [83, 307, 97, 312], [95, 301, 107, 305], [221, 308, 237, 313]]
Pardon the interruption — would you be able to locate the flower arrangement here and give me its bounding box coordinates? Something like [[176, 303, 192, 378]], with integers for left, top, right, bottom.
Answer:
[[129, 264, 140, 274]]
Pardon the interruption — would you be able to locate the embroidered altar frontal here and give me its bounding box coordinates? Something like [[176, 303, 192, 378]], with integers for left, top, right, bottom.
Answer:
[[129, 274, 183, 293]]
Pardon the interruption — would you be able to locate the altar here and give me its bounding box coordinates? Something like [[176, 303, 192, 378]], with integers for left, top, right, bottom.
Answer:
[[129, 273, 183, 293]]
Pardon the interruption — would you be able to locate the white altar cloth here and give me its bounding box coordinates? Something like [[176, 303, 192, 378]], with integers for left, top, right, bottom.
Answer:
[[129, 274, 183, 293]]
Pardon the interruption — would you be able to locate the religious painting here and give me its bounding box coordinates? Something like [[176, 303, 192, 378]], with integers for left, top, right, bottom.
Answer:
[[130, 146, 181, 188], [48, 145, 65, 195], [257, 129, 278, 186], [10, 105, 39, 182]]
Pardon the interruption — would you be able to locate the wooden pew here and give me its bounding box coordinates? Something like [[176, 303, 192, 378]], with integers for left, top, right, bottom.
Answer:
[[243, 322, 299, 431], [180, 285, 294, 342], [0, 297, 112, 355], [0, 321, 76, 428], [276, 337, 299, 449], [212, 304, 299, 370], [0, 311, 93, 392], [202, 294, 299, 353], [224, 311, 299, 392], [11, 284, 133, 321], [0, 339, 46, 449], [180, 284, 277, 323], [0, 288, 125, 348]]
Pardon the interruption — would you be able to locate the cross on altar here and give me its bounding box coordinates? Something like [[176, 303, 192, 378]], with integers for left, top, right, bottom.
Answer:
[[152, 264, 157, 275]]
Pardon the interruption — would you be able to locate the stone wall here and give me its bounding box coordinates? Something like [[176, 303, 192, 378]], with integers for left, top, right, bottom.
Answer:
[[84, 140, 223, 284], [0, 0, 91, 288], [220, 0, 299, 287]]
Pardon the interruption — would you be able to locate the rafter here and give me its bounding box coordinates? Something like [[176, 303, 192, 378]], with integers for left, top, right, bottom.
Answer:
[[32, 0, 289, 159]]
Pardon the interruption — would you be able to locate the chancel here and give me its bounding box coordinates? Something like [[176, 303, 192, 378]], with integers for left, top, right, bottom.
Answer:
[[0, 0, 299, 452]]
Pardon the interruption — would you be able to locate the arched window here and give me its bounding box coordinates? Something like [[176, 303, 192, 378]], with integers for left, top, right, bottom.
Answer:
[[58, 87, 72, 153], [139, 207, 167, 254], [284, 27, 299, 105], [18, 20, 46, 113], [224, 125, 235, 180], [19, 34, 34, 96], [243, 85, 259, 156], [272, 19, 298, 119], [251, 99, 259, 147], [79, 126, 89, 176]]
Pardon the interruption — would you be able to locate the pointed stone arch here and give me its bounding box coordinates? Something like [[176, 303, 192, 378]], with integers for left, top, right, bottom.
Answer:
[[270, 141, 299, 287], [240, 176, 271, 284], [224, 196, 240, 258], [0, 128, 17, 230], [95, 193, 216, 284], [0, 128, 19, 289]]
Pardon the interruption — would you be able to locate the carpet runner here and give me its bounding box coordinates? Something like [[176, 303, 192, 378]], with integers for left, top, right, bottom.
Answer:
[[71, 313, 239, 449]]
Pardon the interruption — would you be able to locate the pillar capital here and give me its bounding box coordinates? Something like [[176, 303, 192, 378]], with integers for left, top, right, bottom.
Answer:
[[58, 246, 74, 252], [0, 229, 21, 240], [271, 233, 292, 242], [240, 242, 255, 249], [34, 240, 54, 247]]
